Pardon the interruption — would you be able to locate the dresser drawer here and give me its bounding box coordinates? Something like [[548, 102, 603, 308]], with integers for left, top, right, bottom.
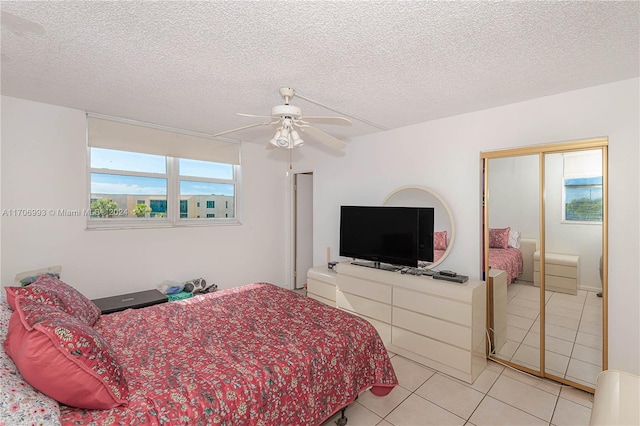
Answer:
[[393, 307, 471, 349], [534, 262, 578, 279], [340, 309, 392, 345], [338, 274, 391, 304], [337, 290, 391, 323], [307, 278, 336, 302], [393, 287, 471, 326], [392, 327, 471, 374], [308, 292, 334, 307]]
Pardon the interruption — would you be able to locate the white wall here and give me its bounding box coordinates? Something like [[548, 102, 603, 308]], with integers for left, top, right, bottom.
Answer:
[[488, 155, 540, 240], [1, 96, 290, 298], [294, 78, 640, 375], [2, 79, 638, 375], [545, 153, 603, 291]]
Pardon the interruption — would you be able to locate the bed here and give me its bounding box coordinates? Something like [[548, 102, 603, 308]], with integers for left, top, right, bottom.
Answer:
[[489, 247, 524, 284], [487, 228, 537, 284], [2, 277, 397, 425]]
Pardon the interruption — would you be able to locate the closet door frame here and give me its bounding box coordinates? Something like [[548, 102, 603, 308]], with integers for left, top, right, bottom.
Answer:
[[482, 137, 608, 393]]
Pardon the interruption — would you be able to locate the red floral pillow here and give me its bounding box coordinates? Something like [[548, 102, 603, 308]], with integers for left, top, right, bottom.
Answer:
[[434, 231, 448, 251], [4, 297, 128, 409], [5, 284, 65, 312], [489, 227, 511, 249], [5, 275, 100, 326]]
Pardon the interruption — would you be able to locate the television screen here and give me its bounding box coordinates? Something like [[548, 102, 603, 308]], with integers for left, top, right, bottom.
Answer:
[[339, 206, 434, 269]]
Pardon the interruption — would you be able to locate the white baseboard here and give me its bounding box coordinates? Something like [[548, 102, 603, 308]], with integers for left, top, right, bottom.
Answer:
[[580, 285, 602, 293]]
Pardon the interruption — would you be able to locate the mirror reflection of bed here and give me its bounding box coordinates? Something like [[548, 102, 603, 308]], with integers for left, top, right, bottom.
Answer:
[[382, 185, 455, 269]]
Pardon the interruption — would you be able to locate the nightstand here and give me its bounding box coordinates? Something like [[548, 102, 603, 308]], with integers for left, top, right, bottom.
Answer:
[[91, 289, 168, 314]]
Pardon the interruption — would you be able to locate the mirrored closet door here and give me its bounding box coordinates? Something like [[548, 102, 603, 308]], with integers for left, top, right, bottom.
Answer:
[[482, 138, 608, 393]]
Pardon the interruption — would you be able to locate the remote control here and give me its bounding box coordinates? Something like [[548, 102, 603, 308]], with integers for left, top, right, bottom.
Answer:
[[440, 270, 457, 277], [433, 273, 469, 283]]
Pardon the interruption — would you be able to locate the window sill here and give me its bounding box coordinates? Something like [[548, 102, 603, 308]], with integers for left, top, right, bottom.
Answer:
[[86, 218, 241, 230]]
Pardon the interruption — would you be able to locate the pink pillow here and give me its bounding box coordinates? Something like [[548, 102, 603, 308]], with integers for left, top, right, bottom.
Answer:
[[434, 231, 448, 251], [5, 275, 101, 326], [5, 284, 65, 312], [489, 227, 511, 249], [3, 297, 128, 409]]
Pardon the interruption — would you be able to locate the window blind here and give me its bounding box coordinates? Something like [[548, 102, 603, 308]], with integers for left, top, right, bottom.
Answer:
[[563, 150, 602, 178], [87, 115, 240, 165]]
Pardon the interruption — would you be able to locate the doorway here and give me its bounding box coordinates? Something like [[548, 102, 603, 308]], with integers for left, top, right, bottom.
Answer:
[[293, 172, 313, 289]]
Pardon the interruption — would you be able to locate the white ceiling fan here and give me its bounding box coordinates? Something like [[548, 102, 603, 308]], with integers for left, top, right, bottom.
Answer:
[[213, 87, 352, 150]]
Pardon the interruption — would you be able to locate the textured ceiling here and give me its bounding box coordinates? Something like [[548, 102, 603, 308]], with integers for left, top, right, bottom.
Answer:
[[1, 1, 638, 147]]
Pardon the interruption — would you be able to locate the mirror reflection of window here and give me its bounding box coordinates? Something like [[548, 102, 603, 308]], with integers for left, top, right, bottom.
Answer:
[[563, 150, 603, 223]]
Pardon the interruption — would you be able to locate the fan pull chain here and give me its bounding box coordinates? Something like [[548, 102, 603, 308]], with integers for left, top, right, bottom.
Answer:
[[289, 148, 292, 170]]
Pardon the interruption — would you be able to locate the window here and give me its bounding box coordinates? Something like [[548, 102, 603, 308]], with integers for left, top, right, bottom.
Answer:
[[89, 149, 167, 219], [87, 115, 240, 228], [563, 150, 602, 222], [180, 200, 188, 218]]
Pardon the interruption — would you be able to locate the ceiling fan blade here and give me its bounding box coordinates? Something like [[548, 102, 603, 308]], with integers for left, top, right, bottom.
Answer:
[[237, 112, 274, 119], [213, 121, 276, 137], [298, 125, 346, 150], [297, 116, 352, 126]]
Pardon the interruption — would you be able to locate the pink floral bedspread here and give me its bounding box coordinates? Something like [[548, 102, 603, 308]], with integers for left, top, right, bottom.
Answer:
[[489, 247, 524, 284], [59, 283, 397, 425]]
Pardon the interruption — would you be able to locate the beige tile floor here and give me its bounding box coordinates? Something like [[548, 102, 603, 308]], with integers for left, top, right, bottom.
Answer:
[[293, 286, 595, 425], [322, 353, 594, 426], [495, 281, 603, 388]]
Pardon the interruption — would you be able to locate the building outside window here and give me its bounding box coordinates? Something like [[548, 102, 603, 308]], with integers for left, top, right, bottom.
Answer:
[[180, 200, 188, 218], [87, 115, 240, 228]]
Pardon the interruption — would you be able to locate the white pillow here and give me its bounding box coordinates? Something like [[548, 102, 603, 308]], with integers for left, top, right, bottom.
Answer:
[[14, 265, 62, 285], [508, 230, 521, 249]]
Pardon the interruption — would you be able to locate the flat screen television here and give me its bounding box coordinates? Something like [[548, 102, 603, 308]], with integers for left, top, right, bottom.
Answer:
[[339, 206, 435, 270]]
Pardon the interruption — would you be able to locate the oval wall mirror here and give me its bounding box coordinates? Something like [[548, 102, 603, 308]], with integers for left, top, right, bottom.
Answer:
[[383, 185, 455, 268]]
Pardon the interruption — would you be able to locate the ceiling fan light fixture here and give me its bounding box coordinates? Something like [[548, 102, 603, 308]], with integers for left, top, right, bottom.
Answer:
[[275, 127, 290, 147], [222, 87, 352, 150], [291, 130, 304, 148], [269, 129, 283, 147]]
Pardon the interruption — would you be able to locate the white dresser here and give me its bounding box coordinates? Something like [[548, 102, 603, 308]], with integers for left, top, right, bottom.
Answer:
[[306, 266, 337, 306], [533, 251, 579, 295], [333, 262, 486, 384]]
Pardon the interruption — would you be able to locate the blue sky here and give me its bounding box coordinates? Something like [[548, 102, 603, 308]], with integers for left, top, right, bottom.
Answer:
[[91, 148, 234, 196]]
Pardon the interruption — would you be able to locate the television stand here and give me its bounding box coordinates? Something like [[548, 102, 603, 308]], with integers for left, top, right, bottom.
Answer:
[[335, 262, 486, 384], [351, 261, 401, 272]]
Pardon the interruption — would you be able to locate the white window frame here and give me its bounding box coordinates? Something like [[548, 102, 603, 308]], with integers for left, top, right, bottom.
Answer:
[[175, 161, 240, 226], [87, 150, 241, 229]]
